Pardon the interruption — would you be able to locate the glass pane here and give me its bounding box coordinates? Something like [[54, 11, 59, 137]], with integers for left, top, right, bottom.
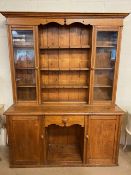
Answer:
[[94, 87, 112, 101], [12, 30, 33, 46], [16, 69, 36, 86], [94, 70, 114, 87], [12, 29, 36, 101], [14, 48, 35, 68], [97, 31, 117, 47], [17, 87, 36, 101], [96, 31, 117, 68], [95, 48, 116, 68], [93, 31, 118, 101]]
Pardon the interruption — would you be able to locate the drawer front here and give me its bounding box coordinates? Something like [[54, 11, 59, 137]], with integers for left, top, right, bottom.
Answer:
[[45, 116, 84, 127]]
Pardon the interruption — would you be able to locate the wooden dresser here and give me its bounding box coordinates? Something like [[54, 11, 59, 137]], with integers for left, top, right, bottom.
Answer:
[[1, 12, 128, 167]]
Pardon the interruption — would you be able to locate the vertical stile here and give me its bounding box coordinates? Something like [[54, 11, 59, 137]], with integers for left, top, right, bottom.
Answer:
[[33, 26, 40, 104], [89, 26, 96, 104], [112, 27, 122, 105], [7, 25, 17, 103]]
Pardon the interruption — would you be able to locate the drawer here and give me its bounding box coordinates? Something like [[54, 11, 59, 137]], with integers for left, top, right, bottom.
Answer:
[[45, 116, 84, 127]]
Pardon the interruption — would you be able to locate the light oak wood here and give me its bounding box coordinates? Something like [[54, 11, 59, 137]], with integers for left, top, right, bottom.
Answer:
[[1, 12, 128, 167], [8, 116, 41, 165], [4, 105, 124, 116], [45, 115, 84, 127], [87, 115, 119, 165]]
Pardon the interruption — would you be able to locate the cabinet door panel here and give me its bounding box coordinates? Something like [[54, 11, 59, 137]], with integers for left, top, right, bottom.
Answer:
[[10, 116, 40, 165], [93, 29, 119, 103], [11, 28, 38, 102], [87, 116, 118, 165]]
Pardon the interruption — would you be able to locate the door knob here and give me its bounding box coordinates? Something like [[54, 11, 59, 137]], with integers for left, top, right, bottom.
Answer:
[[86, 135, 89, 139], [41, 135, 44, 139]]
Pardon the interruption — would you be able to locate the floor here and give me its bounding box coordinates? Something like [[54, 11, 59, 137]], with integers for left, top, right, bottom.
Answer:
[[0, 146, 131, 175]]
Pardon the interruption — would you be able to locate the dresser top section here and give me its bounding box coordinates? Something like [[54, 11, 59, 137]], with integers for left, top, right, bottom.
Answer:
[[0, 12, 129, 26], [0, 12, 129, 18]]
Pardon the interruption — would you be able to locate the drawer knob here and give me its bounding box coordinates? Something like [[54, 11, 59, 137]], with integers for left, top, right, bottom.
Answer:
[[41, 135, 44, 139], [62, 117, 68, 126]]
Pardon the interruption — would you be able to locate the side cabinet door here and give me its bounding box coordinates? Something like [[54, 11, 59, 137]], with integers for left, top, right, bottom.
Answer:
[[87, 115, 119, 165], [10, 116, 41, 165]]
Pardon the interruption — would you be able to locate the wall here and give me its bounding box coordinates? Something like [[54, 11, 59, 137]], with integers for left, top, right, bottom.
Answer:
[[0, 0, 131, 145]]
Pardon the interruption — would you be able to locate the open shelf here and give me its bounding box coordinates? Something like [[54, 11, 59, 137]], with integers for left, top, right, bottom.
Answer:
[[39, 22, 91, 104], [40, 45, 90, 50], [46, 125, 84, 164], [40, 49, 90, 70], [41, 88, 88, 103], [41, 68, 114, 71], [47, 144, 82, 164], [41, 85, 89, 89], [40, 68, 90, 71]]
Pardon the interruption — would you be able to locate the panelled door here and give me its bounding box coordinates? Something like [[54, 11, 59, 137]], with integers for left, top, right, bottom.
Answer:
[[10, 116, 41, 165], [86, 115, 119, 165]]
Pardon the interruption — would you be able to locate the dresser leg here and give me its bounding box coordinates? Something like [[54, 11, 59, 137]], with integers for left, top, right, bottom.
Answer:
[[123, 129, 127, 151]]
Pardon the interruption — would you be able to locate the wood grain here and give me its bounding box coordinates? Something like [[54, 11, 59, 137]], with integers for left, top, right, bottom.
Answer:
[[2, 12, 127, 167]]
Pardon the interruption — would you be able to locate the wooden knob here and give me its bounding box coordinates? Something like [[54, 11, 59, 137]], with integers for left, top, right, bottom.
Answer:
[[41, 135, 44, 139], [86, 135, 89, 139], [62, 117, 68, 126]]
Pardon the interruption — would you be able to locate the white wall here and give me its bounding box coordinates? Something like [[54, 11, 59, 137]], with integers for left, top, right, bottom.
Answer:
[[0, 0, 131, 145]]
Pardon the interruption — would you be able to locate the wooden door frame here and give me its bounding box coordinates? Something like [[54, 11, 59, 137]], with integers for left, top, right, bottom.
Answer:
[[90, 26, 122, 105], [7, 25, 39, 104]]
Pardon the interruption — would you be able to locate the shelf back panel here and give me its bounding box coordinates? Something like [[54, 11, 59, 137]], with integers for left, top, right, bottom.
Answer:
[[41, 88, 88, 103], [39, 23, 91, 103]]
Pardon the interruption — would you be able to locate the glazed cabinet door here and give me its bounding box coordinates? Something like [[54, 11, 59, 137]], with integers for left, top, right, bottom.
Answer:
[[92, 27, 122, 104], [9, 27, 38, 103], [9, 116, 41, 166], [86, 115, 120, 165]]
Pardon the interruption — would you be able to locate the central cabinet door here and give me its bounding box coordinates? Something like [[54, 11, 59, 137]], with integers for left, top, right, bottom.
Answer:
[[10, 116, 41, 165], [86, 115, 119, 165]]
